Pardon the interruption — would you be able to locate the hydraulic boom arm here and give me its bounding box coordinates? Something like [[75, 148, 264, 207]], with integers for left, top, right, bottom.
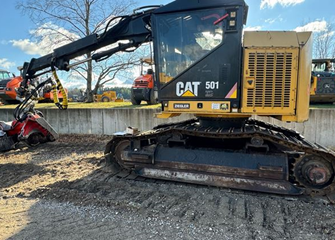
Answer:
[[19, 8, 155, 95]]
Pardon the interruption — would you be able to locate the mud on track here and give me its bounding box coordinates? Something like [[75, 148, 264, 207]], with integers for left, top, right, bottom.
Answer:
[[1, 134, 335, 240]]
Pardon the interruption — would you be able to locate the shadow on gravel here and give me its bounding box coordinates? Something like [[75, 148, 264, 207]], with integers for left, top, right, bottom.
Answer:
[[28, 163, 123, 208], [0, 163, 47, 189], [9, 164, 335, 240], [4, 136, 335, 239], [8, 163, 335, 240]]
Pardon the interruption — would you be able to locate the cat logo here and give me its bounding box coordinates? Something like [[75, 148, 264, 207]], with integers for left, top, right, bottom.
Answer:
[[176, 81, 201, 97]]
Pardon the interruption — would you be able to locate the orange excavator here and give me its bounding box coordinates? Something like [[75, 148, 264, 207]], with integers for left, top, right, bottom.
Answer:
[[131, 58, 157, 105], [0, 70, 22, 104], [11, 0, 335, 198], [0, 72, 67, 104]]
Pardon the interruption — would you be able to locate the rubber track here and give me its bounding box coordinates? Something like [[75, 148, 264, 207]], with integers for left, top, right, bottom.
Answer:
[[107, 118, 335, 196]]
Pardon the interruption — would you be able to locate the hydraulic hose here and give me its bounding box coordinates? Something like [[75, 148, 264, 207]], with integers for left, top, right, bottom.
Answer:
[[51, 64, 68, 110]]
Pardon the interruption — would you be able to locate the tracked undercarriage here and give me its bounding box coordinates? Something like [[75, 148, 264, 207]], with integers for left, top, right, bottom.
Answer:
[[105, 118, 335, 197], [15, 0, 324, 198]]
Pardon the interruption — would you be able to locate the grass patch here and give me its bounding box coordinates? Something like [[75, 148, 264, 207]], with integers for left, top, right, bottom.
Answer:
[[0, 101, 161, 109], [1, 101, 334, 110], [309, 104, 335, 109]]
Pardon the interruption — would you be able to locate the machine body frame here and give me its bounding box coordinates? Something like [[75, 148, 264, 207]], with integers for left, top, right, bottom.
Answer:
[[14, 0, 335, 197]]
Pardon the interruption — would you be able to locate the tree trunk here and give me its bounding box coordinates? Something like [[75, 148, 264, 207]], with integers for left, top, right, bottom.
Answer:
[[17, 0, 137, 100], [86, 54, 94, 102]]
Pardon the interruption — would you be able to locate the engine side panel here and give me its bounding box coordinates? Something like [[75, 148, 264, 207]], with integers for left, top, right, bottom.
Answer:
[[241, 47, 299, 115], [241, 31, 312, 122]]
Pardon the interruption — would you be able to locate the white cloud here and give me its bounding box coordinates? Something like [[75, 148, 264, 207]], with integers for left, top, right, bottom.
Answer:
[[11, 23, 79, 56], [105, 78, 132, 88], [63, 68, 133, 89], [319, 31, 335, 39], [244, 26, 262, 31], [61, 73, 132, 89], [294, 20, 328, 32], [11, 39, 44, 55], [0, 58, 15, 69], [265, 15, 283, 24], [260, 0, 305, 9], [63, 79, 86, 89], [265, 18, 276, 24]]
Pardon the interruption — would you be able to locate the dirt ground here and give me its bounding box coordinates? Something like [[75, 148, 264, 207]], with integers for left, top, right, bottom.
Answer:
[[1, 134, 335, 240]]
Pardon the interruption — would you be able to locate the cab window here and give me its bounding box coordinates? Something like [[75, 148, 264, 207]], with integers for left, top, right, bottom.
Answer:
[[156, 8, 225, 84], [0, 71, 11, 79]]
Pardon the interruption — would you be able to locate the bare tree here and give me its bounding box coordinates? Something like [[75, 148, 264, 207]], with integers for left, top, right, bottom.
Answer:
[[16, 0, 142, 102], [313, 23, 335, 59]]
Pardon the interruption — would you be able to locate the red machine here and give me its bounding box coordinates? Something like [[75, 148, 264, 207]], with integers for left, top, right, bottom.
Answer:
[[0, 79, 59, 152]]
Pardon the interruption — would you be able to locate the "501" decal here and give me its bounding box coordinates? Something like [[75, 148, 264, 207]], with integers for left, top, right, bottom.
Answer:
[[205, 81, 219, 90]]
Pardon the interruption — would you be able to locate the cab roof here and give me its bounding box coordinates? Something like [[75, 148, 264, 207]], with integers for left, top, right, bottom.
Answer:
[[153, 0, 248, 24]]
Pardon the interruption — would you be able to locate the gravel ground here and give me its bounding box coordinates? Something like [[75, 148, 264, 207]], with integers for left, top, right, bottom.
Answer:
[[1, 134, 335, 240]]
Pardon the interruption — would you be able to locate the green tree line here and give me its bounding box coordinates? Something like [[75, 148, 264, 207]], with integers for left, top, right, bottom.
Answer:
[[68, 87, 131, 100]]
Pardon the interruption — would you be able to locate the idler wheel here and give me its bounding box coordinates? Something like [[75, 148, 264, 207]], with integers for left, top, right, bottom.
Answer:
[[295, 155, 334, 189], [114, 140, 130, 166]]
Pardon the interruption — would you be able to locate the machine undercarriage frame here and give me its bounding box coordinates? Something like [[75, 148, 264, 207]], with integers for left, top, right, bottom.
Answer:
[[105, 118, 335, 197]]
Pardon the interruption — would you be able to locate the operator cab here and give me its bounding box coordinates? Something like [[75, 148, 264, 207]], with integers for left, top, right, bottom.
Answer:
[[152, 0, 248, 109], [0, 70, 14, 90], [312, 59, 335, 75], [0, 70, 13, 80]]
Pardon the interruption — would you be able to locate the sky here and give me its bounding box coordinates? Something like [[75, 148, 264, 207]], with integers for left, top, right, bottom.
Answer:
[[0, 0, 334, 87]]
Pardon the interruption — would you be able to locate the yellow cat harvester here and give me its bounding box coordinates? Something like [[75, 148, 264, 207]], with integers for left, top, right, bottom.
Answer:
[[17, 0, 335, 198]]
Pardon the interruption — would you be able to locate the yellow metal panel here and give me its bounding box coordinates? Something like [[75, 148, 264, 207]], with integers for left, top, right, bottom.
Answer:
[[310, 76, 317, 96], [295, 32, 313, 122], [241, 48, 299, 115], [158, 101, 252, 119], [166, 101, 231, 113], [275, 115, 299, 122], [155, 112, 181, 119], [195, 114, 251, 118], [243, 31, 300, 48]]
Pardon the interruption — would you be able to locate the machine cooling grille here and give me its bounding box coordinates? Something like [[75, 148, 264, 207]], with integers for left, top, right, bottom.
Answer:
[[246, 52, 293, 108]]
